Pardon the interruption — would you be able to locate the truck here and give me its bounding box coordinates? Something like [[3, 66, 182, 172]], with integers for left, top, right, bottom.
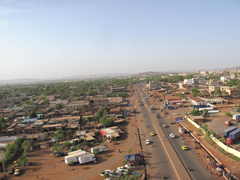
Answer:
[[78, 154, 96, 164], [179, 127, 186, 135], [65, 151, 89, 165], [226, 128, 240, 144], [222, 127, 237, 137], [90, 145, 106, 154], [232, 113, 240, 121], [68, 149, 84, 156]]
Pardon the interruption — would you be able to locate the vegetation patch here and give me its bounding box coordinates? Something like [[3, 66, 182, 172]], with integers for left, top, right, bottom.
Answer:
[[229, 155, 240, 162]]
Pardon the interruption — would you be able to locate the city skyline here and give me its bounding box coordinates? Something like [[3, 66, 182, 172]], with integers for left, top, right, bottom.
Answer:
[[0, 0, 240, 80]]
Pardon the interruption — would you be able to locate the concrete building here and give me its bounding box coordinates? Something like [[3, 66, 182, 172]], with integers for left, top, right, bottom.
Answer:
[[188, 97, 207, 106], [183, 79, 194, 86], [147, 81, 163, 90], [208, 85, 220, 93]]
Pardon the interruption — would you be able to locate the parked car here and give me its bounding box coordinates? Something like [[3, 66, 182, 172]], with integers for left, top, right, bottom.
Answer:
[[14, 169, 20, 176], [100, 172, 105, 176], [163, 124, 167, 128], [170, 133, 175, 139], [181, 145, 187, 151], [8, 168, 14, 175], [150, 132, 155, 136], [145, 139, 150, 145]]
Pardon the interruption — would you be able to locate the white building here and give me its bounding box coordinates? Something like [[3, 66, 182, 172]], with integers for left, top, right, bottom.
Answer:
[[183, 79, 194, 86]]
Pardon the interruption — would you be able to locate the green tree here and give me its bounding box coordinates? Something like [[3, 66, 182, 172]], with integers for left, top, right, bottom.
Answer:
[[93, 148, 99, 155], [202, 109, 209, 118], [236, 107, 240, 112], [176, 92, 185, 99], [225, 112, 232, 117], [29, 110, 37, 118], [191, 109, 200, 116], [191, 88, 200, 96], [201, 123, 208, 131], [99, 117, 113, 126], [54, 129, 64, 140], [55, 103, 63, 110], [43, 98, 49, 105]]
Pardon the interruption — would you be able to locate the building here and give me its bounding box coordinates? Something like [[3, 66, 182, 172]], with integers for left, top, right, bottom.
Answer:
[[100, 127, 121, 139], [65, 101, 88, 112], [190, 116, 204, 125], [50, 100, 68, 107], [183, 79, 194, 86], [188, 97, 207, 106], [110, 86, 127, 93], [220, 76, 228, 82], [147, 81, 163, 90], [208, 86, 220, 93]]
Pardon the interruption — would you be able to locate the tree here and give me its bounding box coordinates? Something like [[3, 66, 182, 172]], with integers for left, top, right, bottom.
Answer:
[[43, 98, 49, 105], [191, 109, 200, 116], [225, 112, 232, 117], [54, 129, 64, 140], [237, 107, 240, 112], [55, 103, 63, 110], [176, 92, 185, 99], [201, 123, 208, 131], [99, 117, 113, 126], [191, 88, 200, 97], [29, 110, 37, 118], [21, 140, 32, 155], [202, 109, 209, 118], [93, 148, 99, 155]]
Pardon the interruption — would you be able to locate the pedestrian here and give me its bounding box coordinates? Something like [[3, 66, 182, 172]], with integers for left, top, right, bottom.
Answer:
[[206, 165, 208, 170], [149, 163, 151, 167], [118, 149, 120, 153], [36, 174, 38, 179]]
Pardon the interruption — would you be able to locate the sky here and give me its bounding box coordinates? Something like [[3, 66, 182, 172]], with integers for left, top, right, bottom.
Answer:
[[0, 0, 240, 80]]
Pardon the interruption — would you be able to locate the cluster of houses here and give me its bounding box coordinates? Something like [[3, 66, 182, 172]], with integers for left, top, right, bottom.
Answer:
[[0, 86, 130, 151]]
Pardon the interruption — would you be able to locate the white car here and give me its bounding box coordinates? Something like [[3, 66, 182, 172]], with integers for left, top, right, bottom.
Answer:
[[170, 133, 175, 139], [145, 139, 150, 145]]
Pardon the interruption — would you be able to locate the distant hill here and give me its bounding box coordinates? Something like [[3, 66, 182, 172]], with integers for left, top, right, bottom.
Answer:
[[0, 73, 131, 85]]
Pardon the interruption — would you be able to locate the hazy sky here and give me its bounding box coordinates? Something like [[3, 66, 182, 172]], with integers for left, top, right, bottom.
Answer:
[[0, 0, 240, 80]]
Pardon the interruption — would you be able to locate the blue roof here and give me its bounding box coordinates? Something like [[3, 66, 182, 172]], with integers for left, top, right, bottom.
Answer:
[[22, 118, 38, 123]]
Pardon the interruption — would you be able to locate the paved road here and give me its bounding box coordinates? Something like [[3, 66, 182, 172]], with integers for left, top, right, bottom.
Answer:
[[136, 87, 179, 180], [137, 85, 217, 180]]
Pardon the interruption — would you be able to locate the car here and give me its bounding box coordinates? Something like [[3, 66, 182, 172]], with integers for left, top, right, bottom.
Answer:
[[100, 172, 105, 176], [14, 169, 20, 176], [145, 139, 150, 145], [150, 132, 155, 136], [8, 168, 14, 175], [181, 145, 187, 151], [117, 166, 128, 171], [125, 164, 135, 169], [162, 124, 167, 128], [170, 133, 175, 139]]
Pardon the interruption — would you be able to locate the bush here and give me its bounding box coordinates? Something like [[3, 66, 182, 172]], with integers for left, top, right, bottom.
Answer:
[[219, 136, 226, 143], [93, 149, 99, 155], [201, 123, 208, 131], [69, 161, 74, 166], [229, 155, 240, 162], [191, 109, 200, 116], [225, 112, 232, 117], [218, 149, 227, 155]]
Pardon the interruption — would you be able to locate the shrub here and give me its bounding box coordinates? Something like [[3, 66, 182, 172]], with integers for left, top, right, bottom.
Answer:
[[225, 112, 232, 117]]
